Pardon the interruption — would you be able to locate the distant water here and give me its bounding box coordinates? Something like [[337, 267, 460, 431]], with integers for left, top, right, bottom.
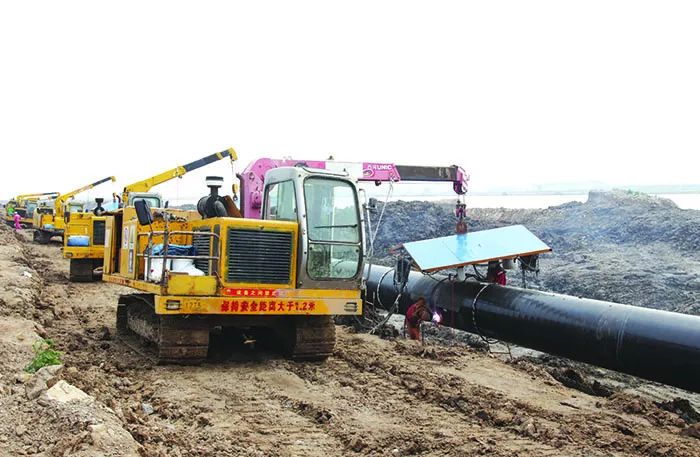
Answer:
[[389, 193, 700, 210], [660, 193, 700, 210]]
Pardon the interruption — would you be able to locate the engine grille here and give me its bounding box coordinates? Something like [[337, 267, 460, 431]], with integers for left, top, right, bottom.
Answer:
[[93, 220, 106, 246], [192, 228, 212, 274], [226, 229, 293, 284]]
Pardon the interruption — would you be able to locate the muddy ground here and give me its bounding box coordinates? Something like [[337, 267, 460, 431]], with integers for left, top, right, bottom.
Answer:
[[0, 193, 699, 456]]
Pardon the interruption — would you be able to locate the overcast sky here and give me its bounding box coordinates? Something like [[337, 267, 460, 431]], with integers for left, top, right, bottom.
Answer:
[[1, 1, 698, 203]]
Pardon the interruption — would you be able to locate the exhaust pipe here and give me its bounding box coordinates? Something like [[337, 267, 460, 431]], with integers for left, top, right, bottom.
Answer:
[[366, 265, 700, 393]]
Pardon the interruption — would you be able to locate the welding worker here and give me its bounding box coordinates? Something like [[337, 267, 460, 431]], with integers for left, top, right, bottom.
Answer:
[[405, 297, 431, 340], [486, 261, 507, 285]]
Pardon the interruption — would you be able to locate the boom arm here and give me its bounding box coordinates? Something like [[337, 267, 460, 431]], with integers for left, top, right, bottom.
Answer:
[[238, 158, 469, 218], [54, 176, 116, 218], [16, 192, 59, 203], [120, 148, 237, 205]]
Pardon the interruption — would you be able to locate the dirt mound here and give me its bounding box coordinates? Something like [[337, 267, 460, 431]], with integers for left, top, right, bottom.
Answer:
[[370, 200, 460, 259], [465, 190, 698, 250], [519, 190, 699, 252], [657, 398, 700, 425], [0, 223, 140, 456]]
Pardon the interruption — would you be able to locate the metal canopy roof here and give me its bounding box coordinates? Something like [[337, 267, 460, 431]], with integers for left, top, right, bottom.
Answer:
[[402, 225, 551, 272]]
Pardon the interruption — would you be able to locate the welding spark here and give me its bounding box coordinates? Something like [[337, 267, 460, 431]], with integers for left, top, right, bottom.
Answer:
[[432, 311, 442, 324]]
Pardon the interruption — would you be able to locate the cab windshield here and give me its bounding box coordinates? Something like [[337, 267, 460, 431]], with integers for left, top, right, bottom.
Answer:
[[304, 178, 361, 280], [26, 202, 38, 217], [67, 202, 85, 213], [130, 196, 162, 208]]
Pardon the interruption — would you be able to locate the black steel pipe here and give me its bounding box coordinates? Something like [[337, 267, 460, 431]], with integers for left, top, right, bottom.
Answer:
[[366, 265, 700, 393]]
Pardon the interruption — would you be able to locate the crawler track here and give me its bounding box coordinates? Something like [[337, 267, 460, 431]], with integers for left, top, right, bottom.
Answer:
[[69, 258, 96, 282], [117, 295, 337, 364], [117, 295, 209, 364], [287, 315, 336, 361]]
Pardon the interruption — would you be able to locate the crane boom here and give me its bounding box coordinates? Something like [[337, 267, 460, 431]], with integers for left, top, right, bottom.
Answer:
[[54, 176, 116, 219], [238, 158, 469, 218], [120, 148, 237, 205], [15, 192, 59, 204]]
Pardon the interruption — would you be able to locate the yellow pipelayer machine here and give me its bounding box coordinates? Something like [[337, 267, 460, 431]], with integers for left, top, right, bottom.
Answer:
[[33, 176, 115, 244], [103, 151, 364, 362], [4, 192, 59, 228], [63, 149, 235, 281]]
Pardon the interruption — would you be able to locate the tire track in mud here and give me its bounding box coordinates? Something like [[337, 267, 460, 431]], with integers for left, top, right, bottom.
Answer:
[[155, 367, 348, 457], [336, 332, 697, 456], [281, 337, 581, 457], [282, 333, 696, 457]]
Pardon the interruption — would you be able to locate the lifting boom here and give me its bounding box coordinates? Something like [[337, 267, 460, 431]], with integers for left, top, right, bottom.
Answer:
[[239, 158, 469, 219], [54, 176, 116, 221], [119, 148, 237, 206], [15, 191, 60, 202]]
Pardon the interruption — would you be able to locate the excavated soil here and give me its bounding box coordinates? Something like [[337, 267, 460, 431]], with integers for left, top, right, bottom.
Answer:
[[1, 197, 699, 455]]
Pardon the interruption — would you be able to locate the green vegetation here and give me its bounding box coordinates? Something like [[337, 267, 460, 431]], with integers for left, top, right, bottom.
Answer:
[[25, 338, 62, 373]]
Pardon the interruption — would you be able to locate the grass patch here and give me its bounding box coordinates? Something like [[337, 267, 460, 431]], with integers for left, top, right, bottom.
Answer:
[[624, 189, 645, 197], [25, 338, 62, 373]]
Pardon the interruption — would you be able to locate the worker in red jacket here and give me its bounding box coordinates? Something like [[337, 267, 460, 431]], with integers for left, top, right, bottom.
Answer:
[[486, 261, 507, 285], [405, 297, 431, 340]]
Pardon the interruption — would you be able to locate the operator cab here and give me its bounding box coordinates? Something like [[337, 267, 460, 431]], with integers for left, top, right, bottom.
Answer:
[[66, 201, 85, 213], [127, 192, 163, 209], [262, 166, 364, 290], [13, 207, 28, 218], [25, 201, 38, 218], [36, 200, 55, 215]]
